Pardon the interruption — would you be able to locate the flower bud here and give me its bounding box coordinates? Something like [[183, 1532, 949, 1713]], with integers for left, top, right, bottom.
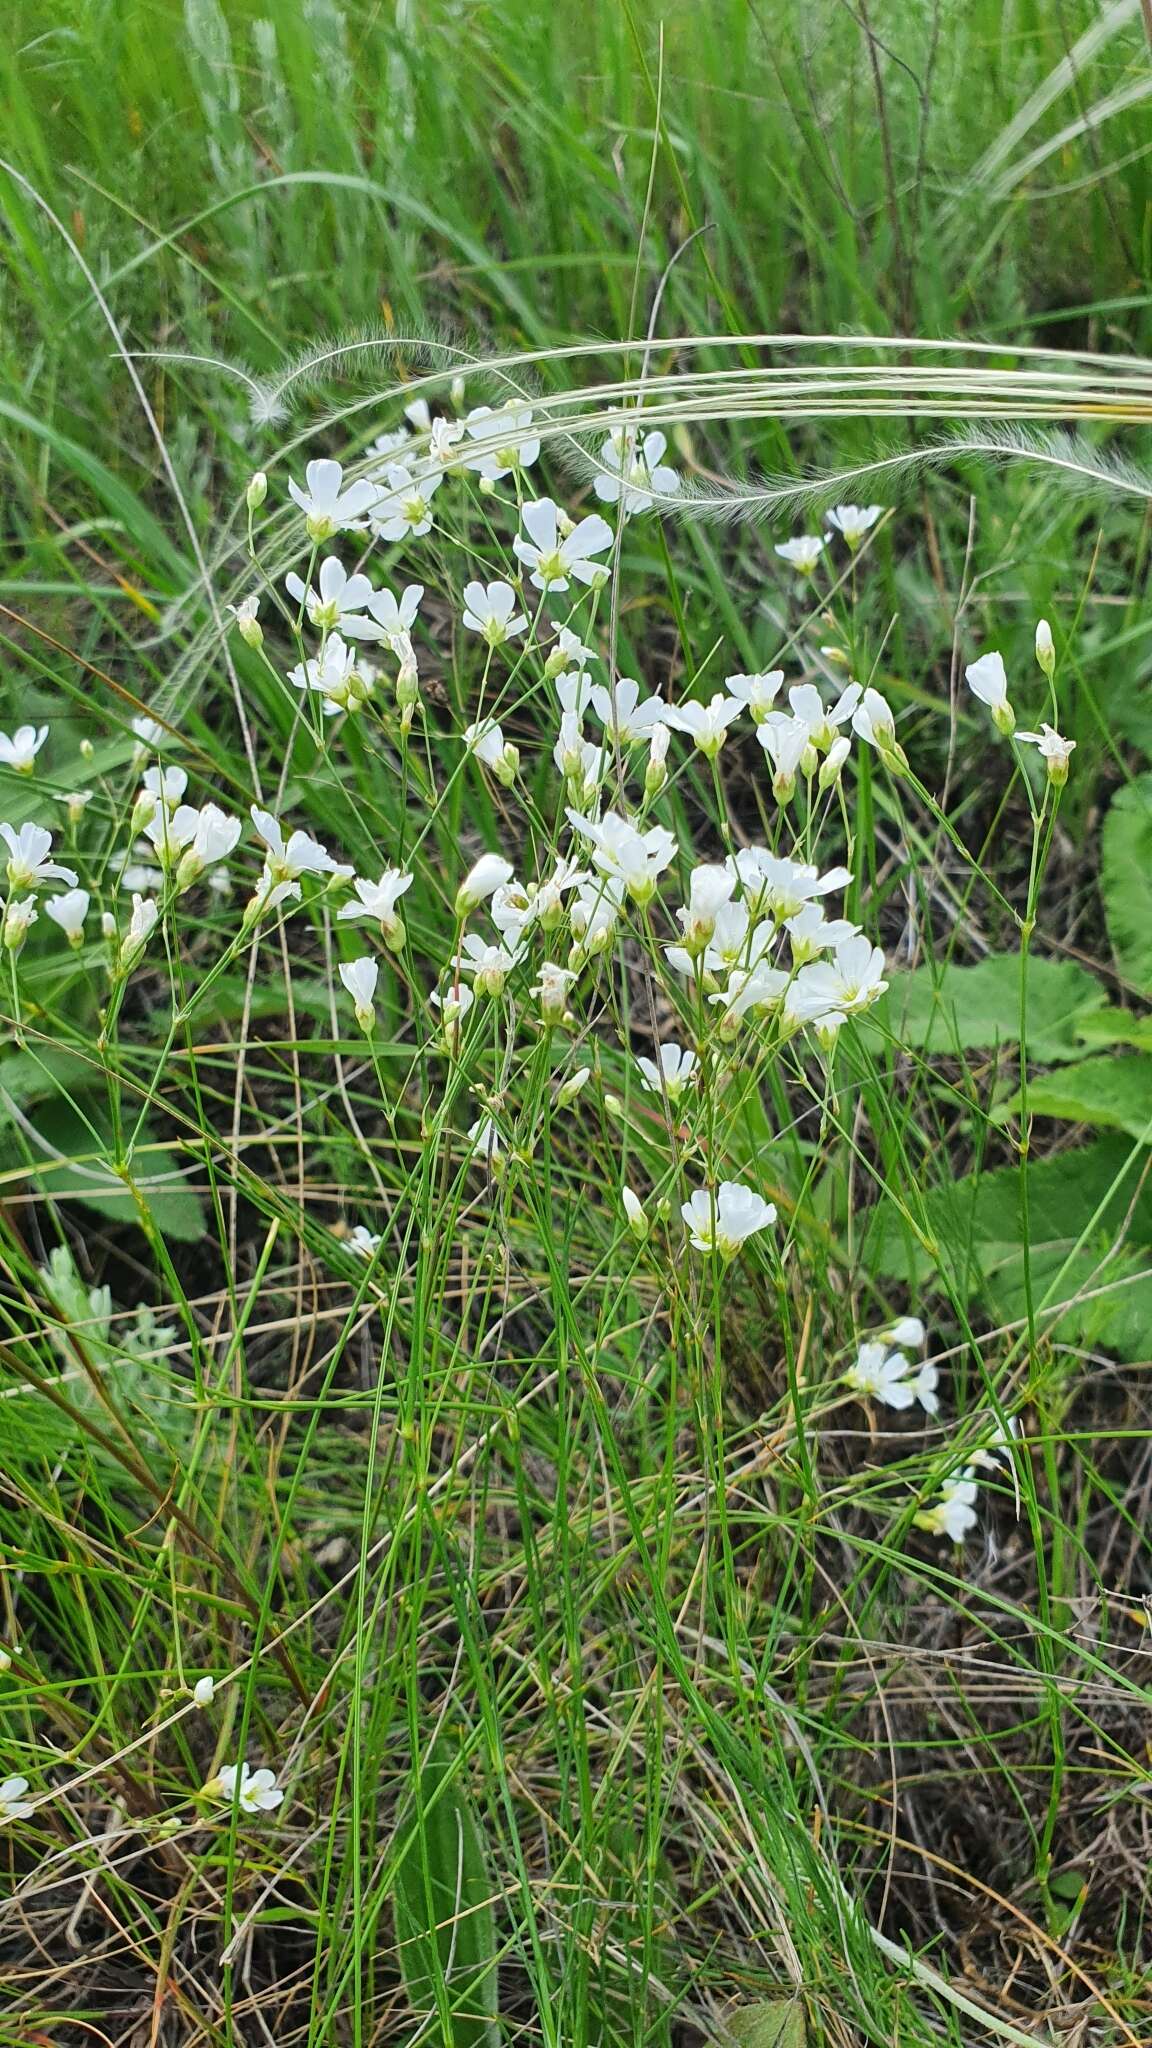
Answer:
[[245, 470, 268, 512], [818, 736, 851, 790], [450, 375, 466, 412], [622, 1187, 648, 1240], [3, 898, 36, 952], [493, 742, 520, 789], [80, 738, 94, 760], [1035, 618, 1055, 679], [556, 1066, 592, 1109], [991, 699, 1016, 737]]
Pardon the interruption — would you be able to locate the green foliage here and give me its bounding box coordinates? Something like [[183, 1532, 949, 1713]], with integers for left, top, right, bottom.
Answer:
[[1101, 774, 1152, 995], [994, 1053, 1152, 1143], [721, 2002, 807, 2048], [392, 1742, 499, 2048], [871, 953, 1108, 1062]]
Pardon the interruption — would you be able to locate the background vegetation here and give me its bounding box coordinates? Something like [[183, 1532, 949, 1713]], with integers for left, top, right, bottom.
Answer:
[[3, 3, 1152, 2045]]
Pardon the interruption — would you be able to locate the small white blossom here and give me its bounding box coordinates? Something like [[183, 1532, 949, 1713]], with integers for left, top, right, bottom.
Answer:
[[465, 719, 519, 788], [464, 404, 540, 480], [192, 1676, 215, 1708], [461, 581, 527, 646], [788, 934, 888, 1017], [250, 807, 352, 914], [44, 889, 90, 946], [666, 693, 743, 759], [337, 869, 412, 950], [964, 651, 1015, 735], [0, 725, 48, 774], [0, 1775, 34, 1824], [366, 582, 424, 648], [455, 854, 515, 917], [339, 956, 379, 1033], [775, 535, 826, 574], [590, 676, 665, 744], [3, 896, 37, 951], [851, 688, 905, 765], [1035, 618, 1055, 678], [622, 1186, 648, 1238], [681, 1180, 776, 1257], [845, 1342, 938, 1414], [915, 1469, 980, 1542], [593, 425, 679, 516], [825, 504, 883, 547], [227, 594, 262, 647], [566, 808, 675, 907], [514, 498, 614, 593], [787, 682, 862, 751], [368, 461, 442, 542], [288, 632, 369, 716], [1, 822, 78, 892], [121, 893, 158, 967], [725, 670, 784, 721], [285, 557, 385, 640], [1017, 723, 1075, 785], [636, 1041, 697, 1100], [289, 459, 379, 542], [207, 1761, 284, 1814], [757, 712, 811, 800], [348, 1225, 383, 1259]]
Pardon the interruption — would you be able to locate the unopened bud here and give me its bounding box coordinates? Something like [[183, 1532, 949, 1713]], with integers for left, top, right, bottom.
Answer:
[[1035, 618, 1055, 679], [622, 1187, 648, 1240], [556, 1066, 592, 1110], [79, 737, 94, 760], [246, 470, 268, 512], [818, 736, 851, 790]]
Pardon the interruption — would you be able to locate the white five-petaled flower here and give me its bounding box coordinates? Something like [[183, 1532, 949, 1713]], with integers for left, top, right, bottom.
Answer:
[[725, 670, 784, 722], [459, 932, 524, 997], [288, 459, 380, 542], [915, 1469, 980, 1542], [787, 681, 862, 751], [468, 1117, 505, 1170], [851, 687, 905, 765], [44, 889, 90, 946], [552, 624, 597, 671], [464, 404, 541, 480], [461, 580, 528, 646], [756, 712, 811, 799], [787, 934, 888, 1017], [0, 725, 49, 774], [338, 869, 412, 950], [593, 426, 679, 516], [249, 806, 352, 914], [131, 715, 169, 754], [666, 693, 744, 758], [339, 956, 379, 1032], [207, 1761, 284, 1815], [121, 893, 158, 966], [365, 582, 424, 649], [348, 1224, 383, 1259], [513, 498, 614, 593], [845, 1342, 938, 1415], [288, 632, 367, 715], [368, 461, 442, 542], [1017, 722, 1075, 785], [681, 1180, 777, 1257], [728, 848, 850, 922], [678, 862, 736, 951], [636, 1041, 698, 1100], [825, 503, 883, 547], [285, 556, 385, 640], [964, 651, 1015, 735], [774, 535, 826, 574], [566, 808, 676, 906], [0, 1775, 34, 1824], [1, 822, 78, 893], [589, 676, 666, 744]]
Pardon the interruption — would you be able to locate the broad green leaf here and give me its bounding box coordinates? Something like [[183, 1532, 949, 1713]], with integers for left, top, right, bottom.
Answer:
[[0, 1046, 97, 1121], [870, 954, 1106, 1063], [862, 1137, 1152, 1360], [11, 1097, 206, 1243], [1101, 774, 1152, 994], [721, 2000, 806, 2048], [392, 1740, 499, 2048], [993, 1053, 1152, 1141], [1074, 1008, 1152, 1052]]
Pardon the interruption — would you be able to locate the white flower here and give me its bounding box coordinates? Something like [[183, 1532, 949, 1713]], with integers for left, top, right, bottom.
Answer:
[[192, 1676, 215, 1708], [637, 1041, 697, 1100], [461, 581, 527, 646], [1, 822, 78, 892], [916, 1469, 980, 1542], [593, 426, 679, 516], [555, 670, 595, 722], [1035, 618, 1055, 678], [851, 688, 904, 764], [289, 459, 379, 542], [784, 903, 858, 964], [884, 1315, 925, 1349], [208, 1761, 284, 1815], [464, 719, 519, 787], [44, 889, 90, 946], [513, 498, 614, 593], [666, 693, 743, 758], [589, 676, 665, 744], [0, 1775, 34, 1824], [455, 854, 515, 917], [1017, 723, 1075, 785], [365, 582, 424, 649], [681, 1180, 776, 1257], [464, 404, 540, 480], [250, 806, 352, 913], [288, 632, 368, 715], [964, 651, 1014, 735], [725, 670, 784, 722], [774, 535, 826, 574], [845, 1342, 938, 1415], [3, 897, 36, 951], [339, 956, 379, 1032], [677, 863, 735, 951], [728, 849, 850, 921], [131, 716, 169, 755], [756, 712, 811, 799], [569, 874, 625, 955], [460, 932, 524, 997], [368, 461, 442, 542], [227, 594, 262, 647], [426, 417, 467, 467], [468, 1117, 505, 1170], [58, 789, 94, 825], [337, 869, 412, 950], [622, 1186, 648, 1238], [787, 682, 861, 751], [170, 804, 243, 890], [121, 893, 158, 967], [0, 725, 48, 774], [971, 1413, 1021, 1472], [285, 556, 385, 640], [552, 625, 597, 670], [788, 934, 888, 1017], [825, 504, 882, 547], [532, 960, 578, 1023], [0, 1644, 15, 1673], [348, 1224, 383, 1259], [709, 964, 789, 1032], [566, 808, 675, 906], [141, 765, 188, 814]]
